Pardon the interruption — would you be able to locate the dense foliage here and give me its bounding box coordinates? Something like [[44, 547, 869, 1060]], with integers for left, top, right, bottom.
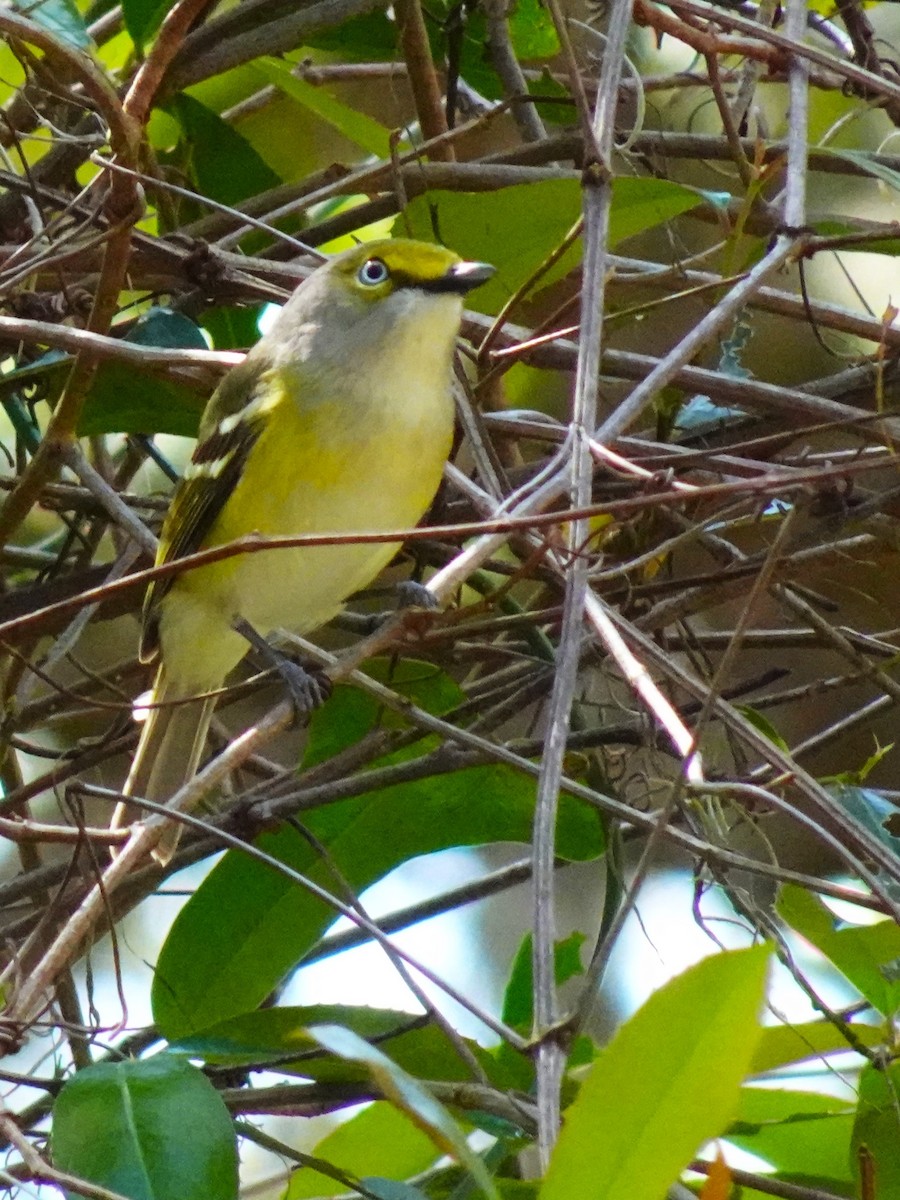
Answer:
[[0, 0, 900, 1197]]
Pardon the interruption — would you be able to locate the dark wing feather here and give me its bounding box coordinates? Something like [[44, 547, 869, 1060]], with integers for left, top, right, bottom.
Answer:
[[140, 360, 268, 662]]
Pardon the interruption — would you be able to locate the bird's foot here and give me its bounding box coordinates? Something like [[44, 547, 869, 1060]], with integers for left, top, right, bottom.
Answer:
[[351, 580, 442, 635], [394, 579, 440, 612], [233, 618, 332, 721]]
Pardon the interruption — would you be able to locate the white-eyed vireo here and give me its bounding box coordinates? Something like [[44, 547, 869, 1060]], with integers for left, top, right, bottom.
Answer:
[[115, 238, 493, 860]]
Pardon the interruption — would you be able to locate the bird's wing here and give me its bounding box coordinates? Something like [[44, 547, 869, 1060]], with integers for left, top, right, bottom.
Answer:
[[140, 357, 269, 662]]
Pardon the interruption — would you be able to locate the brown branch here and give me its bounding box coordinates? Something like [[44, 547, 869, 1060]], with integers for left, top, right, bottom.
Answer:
[[395, 0, 454, 162], [482, 0, 546, 143], [164, 0, 393, 95], [0, 0, 215, 552], [0, 815, 128, 845]]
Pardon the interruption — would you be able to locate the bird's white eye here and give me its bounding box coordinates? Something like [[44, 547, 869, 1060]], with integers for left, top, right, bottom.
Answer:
[[357, 258, 390, 286]]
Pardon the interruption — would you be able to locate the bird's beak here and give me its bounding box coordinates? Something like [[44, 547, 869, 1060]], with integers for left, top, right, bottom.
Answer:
[[423, 260, 496, 295]]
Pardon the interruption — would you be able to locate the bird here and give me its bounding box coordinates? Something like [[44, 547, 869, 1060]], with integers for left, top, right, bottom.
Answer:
[[113, 238, 494, 863]]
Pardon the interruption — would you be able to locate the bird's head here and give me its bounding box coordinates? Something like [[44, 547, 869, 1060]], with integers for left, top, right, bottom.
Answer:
[[266, 239, 494, 370]]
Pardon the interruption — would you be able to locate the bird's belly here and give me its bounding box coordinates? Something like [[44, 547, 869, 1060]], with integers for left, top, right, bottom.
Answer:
[[232, 538, 399, 634], [176, 383, 452, 643]]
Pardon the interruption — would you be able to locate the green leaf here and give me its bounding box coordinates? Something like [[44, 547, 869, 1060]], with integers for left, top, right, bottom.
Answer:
[[202, 305, 263, 351], [153, 753, 604, 1038], [125, 308, 209, 351], [777, 883, 900, 1017], [309, 1024, 498, 1200], [79, 308, 210, 436], [252, 58, 393, 157], [509, 0, 559, 59], [14, 0, 91, 48], [425, 1169, 538, 1200], [398, 177, 705, 314], [539, 945, 770, 1200], [852, 1061, 900, 1199], [0, 348, 69, 416], [121, 0, 172, 52], [735, 705, 789, 752], [168, 94, 281, 208], [153, 662, 603, 1039], [673, 394, 749, 437], [495, 931, 588, 1089], [15, 311, 209, 437], [170, 1004, 518, 1088], [501, 931, 585, 1030], [79, 363, 206, 436], [727, 1086, 855, 1188], [527, 69, 572, 127], [285, 1101, 438, 1199], [809, 217, 900, 257], [818, 148, 900, 194], [303, 660, 463, 768], [52, 1056, 238, 1200], [749, 1018, 883, 1075], [363, 1182, 429, 1200], [301, 11, 398, 60], [827, 788, 900, 903]]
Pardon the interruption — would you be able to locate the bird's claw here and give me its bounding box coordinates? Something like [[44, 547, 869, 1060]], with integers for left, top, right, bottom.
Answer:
[[234, 616, 332, 721]]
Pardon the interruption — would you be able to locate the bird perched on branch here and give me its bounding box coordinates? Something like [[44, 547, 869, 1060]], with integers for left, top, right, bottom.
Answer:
[[113, 238, 494, 863]]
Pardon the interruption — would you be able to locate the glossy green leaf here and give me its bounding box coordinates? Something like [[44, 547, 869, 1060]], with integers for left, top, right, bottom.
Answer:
[[302, 11, 398, 59], [310, 1024, 498, 1200], [495, 931, 589, 1089], [399, 177, 705, 314], [362, 1182, 429, 1200], [819, 148, 900, 194], [122, 0, 172, 52], [828, 788, 900, 903], [0, 349, 68, 408], [253, 58, 392, 157], [170, 1004, 518, 1088], [539, 945, 770, 1200], [777, 884, 900, 1017], [735, 705, 789, 752], [79, 309, 210, 436], [852, 1061, 900, 1199], [15, 0, 91, 48], [52, 1056, 238, 1200], [202, 305, 263, 351], [527, 69, 572, 126], [509, 0, 559, 58], [728, 1087, 854, 1187], [444, 6, 501, 103], [168, 94, 281, 208], [153, 660, 603, 1039], [303, 660, 463, 768], [811, 218, 900, 257], [153, 755, 603, 1038], [126, 308, 209, 350], [285, 1101, 438, 1199], [502, 931, 585, 1030], [172, 1004, 413, 1065], [673, 394, 749, 437], [749, 1018, 883, 1075], [79, 362, 206, 436], [425, 1168, 538, 1200]]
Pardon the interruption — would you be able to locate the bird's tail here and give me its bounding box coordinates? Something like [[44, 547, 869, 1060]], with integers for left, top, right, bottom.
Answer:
[[112, 664, 217, 866]]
